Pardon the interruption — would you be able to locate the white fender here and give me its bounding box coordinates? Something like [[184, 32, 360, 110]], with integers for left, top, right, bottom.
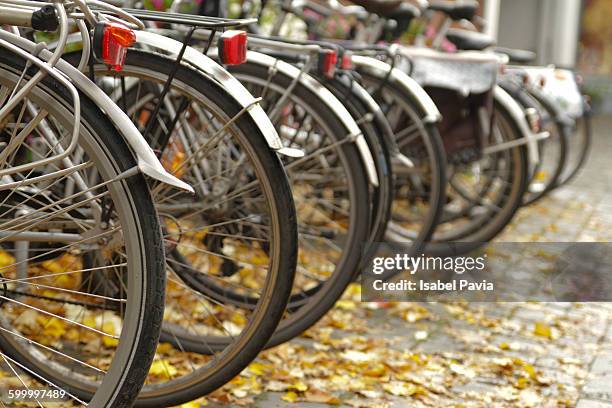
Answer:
[[351, 55, 442, 124]]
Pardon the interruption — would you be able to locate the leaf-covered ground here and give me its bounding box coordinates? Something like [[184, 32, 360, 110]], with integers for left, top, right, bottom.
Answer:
[[176, 116, 612, 408]]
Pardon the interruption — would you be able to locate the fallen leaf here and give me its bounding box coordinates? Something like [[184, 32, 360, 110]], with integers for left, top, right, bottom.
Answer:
[[533, 322, 552, 339], [414, 331, 428, 340], [149, 360, 178, 379], [383, 381, 417, 397], [304, 390, 340, 404], [289, 381, 308, 392], [282, 391, 299, 403]]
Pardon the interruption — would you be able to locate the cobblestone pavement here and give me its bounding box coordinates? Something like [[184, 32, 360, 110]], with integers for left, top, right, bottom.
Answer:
[[203, 116, 612, 408]]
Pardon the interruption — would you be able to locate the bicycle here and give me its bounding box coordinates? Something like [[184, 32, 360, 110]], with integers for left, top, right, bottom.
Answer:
[[0, 1, 193, 405]]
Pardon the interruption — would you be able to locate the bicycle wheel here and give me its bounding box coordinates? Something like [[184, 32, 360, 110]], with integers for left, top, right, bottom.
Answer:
[[228, 60, 371, 347], [429, 100, 529, 252], [0, 48, 165, 406], [318, 73, 394, 265], [521, 88, 568, 205], [66, 49, 298, 405], [354, 69, 447, 251], [556, 109, 592, 187]]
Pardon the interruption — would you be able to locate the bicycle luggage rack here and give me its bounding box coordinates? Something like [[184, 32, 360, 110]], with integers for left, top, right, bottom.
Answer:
[[97, 8, 258, 29], [0, 1, 83, 183]]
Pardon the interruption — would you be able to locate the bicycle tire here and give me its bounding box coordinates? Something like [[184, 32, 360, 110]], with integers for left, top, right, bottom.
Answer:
[[318, 73, 393, 265], [67, 49, 298, 406], [0, 47, 165, 407], [428, 100, 529, 254], [228, 61, 371, 347], [521, 87, 569, 205], [355, 69, 447, 251], [556, 109, 592, 187]]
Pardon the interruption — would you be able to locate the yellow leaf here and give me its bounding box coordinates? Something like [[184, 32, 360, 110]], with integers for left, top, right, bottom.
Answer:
[[248, 362, 269, 376], [523, 363, 537, 380], [101, 320, 120, 347], [0, 250, 15, 268], [289, 381, 308, 392], [533, 322, 552, 339], [282, 391, 299, 403], [499, 342, 510, 350], [363, 364, 387, 377], [41, 317, 66, 339], [179, 400, 203, 408], [157, 342, 176, 354], [335, 300, 356, 310], [515, 377, 529, 389], [534, 171, 548, 182], [230, 313, 247, 327], [41, 259, 64, 274], [149, 360, 178, 379]]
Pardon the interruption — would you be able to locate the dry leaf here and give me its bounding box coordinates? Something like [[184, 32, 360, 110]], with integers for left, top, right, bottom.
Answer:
[[304, 390, 340, 404], [282, 391, 299, 403], [533, 322, 552, 339]]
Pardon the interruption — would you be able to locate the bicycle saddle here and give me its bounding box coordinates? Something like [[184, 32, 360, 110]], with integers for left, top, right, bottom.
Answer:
[[446, 28, 495, 51], [428, 0, 478, 21], [349, 0, 405, 17], [380, 3, 420, 40], [494, 47, 536, 64]]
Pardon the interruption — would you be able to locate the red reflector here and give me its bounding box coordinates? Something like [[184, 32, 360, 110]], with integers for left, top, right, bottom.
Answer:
[[341, 51, 353, 70], [94, 22, 135, 72], [318, 50, 337, 79], [218, 30, 247, 65], [107, 24, 136, 47]]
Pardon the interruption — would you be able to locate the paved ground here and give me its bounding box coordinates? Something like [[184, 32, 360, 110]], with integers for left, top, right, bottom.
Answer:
[[197, 116, 612, 408]]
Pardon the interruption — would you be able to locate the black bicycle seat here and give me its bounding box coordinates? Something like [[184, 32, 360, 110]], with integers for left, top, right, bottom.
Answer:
[[349, 0, 404, 17], [380, 3, 421, 40], [446, 28, 495, 50], [494, 47, 537, 64], [428, 0, 478, 21]]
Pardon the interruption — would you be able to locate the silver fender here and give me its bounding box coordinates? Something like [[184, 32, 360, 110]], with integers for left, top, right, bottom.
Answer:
[[351, 55, 442, 124], [494, 86, 540, 167], [133, 31, 300, 157], [0, 30, 193, 192], [240, 50, 379, 187]]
